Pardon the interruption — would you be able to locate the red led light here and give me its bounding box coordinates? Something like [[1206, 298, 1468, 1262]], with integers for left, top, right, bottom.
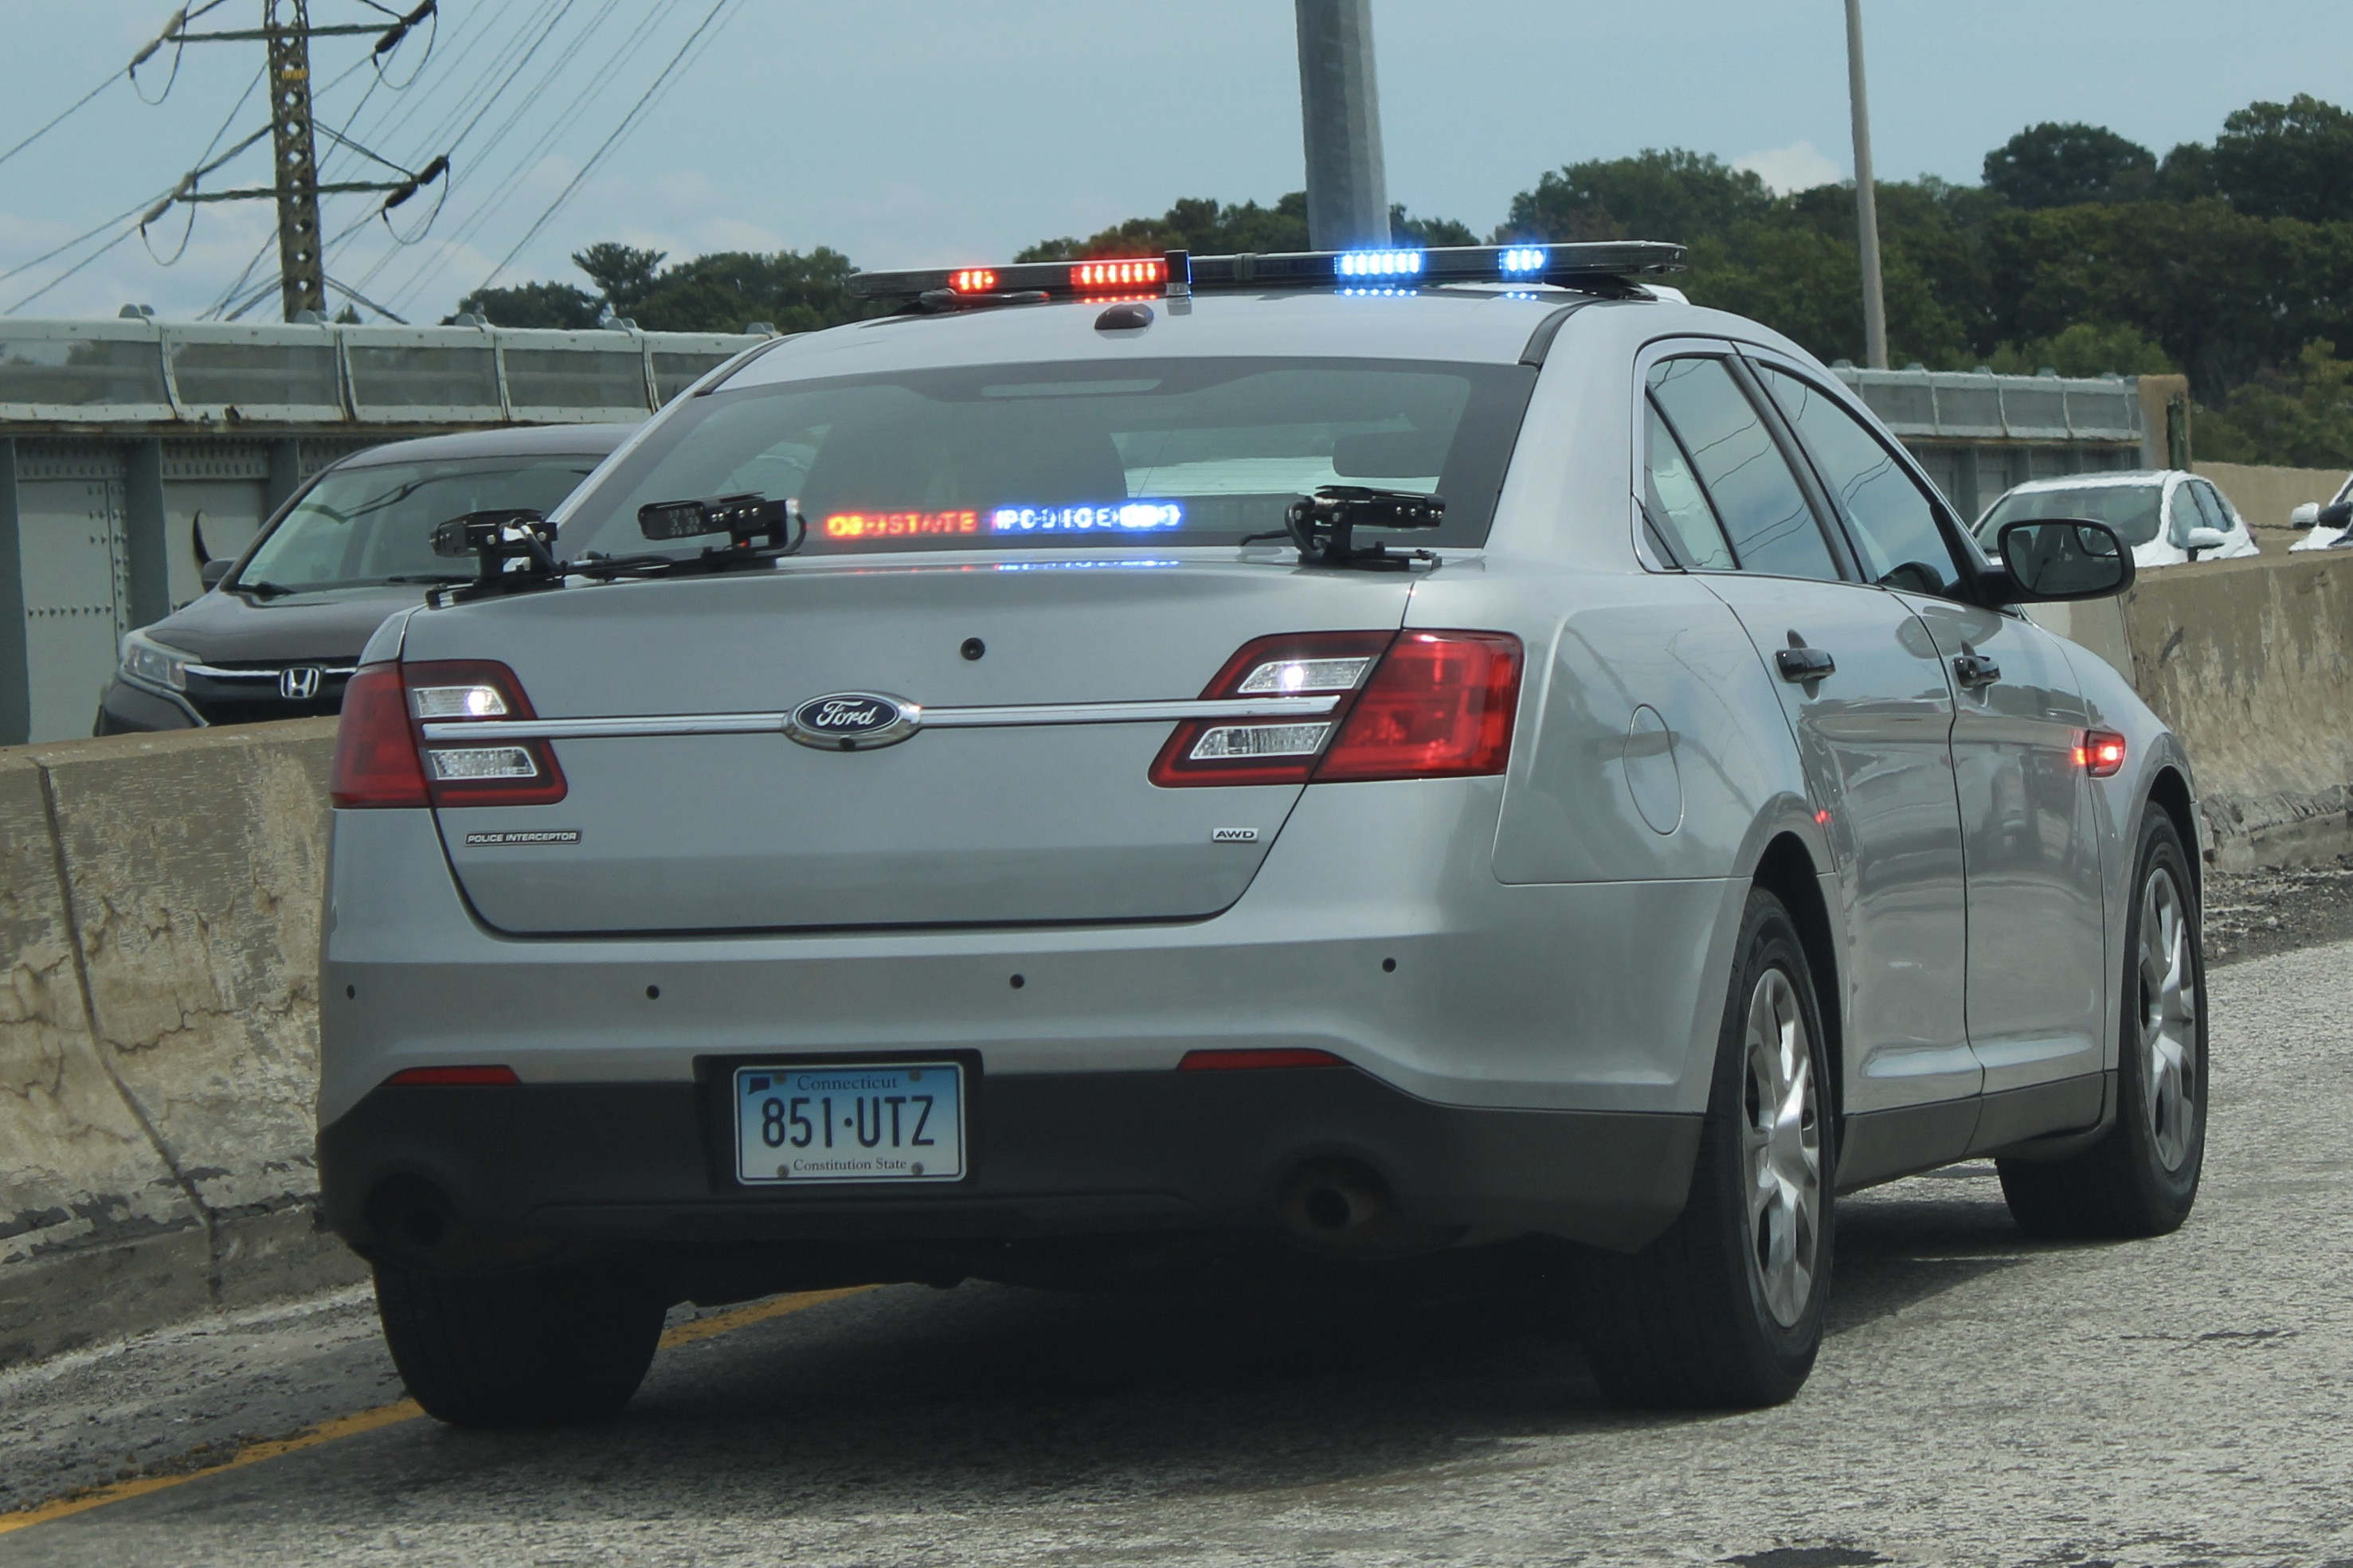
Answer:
[[1177, 1049, 1346, 1071], [949, 268, 997, 293], [823, 510, 980, 539], [1071, 257, 1166, 291], [386, 1065, 521, 1086], [2077, 729, 2128, 777]]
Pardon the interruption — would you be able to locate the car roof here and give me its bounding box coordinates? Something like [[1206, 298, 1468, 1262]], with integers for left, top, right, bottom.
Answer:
[[335, 422, 639, 467], [2001, 470, 2179, 494]]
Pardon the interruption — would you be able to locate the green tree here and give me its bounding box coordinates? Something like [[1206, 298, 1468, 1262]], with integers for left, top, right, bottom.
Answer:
[[2212, 95, 2353, 221], [628, 248, 863, 334], [2194, 339, 2353, 467], [1017, 194, 1312, 261], [1982, 123, 2156, 209], [454, 278, 603, 328], [572, 243, 668, 315], [1983, 322, 2176, 377], [1498, 150, 1772, 246], [1390, 205, 1477, 247]]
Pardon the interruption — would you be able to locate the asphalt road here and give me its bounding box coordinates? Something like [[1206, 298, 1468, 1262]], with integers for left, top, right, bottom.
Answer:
[[2, 937, 2348, 1567]]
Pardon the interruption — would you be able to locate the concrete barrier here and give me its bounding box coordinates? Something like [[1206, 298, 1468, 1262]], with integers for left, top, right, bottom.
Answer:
[[0, 718, 357, 1367], [2198, 459, 2346, 537], [2112, 549, 2353, 869]]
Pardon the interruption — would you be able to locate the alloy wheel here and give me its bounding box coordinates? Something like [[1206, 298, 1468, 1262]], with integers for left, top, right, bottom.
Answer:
[[1742, 968, 1822, 1328], [2138, 866, 2199, 1172]]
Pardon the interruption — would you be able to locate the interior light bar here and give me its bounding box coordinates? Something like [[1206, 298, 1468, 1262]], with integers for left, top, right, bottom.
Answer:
[[848, 241, 1685, 307]]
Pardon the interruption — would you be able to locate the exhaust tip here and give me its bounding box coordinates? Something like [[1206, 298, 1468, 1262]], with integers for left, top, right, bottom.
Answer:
[[366, 1175, 456, 1257], [1278, 1156, 1397, 1248]]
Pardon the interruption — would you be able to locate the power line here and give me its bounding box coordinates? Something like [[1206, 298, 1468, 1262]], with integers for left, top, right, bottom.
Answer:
[[0, 77, 117, 173], [487, 0, 738, 278]]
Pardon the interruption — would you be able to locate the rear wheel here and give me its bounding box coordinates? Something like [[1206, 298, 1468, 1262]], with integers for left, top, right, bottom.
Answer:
[[1998, 811, 2206, 1238], [374, 1262, 665, 1427], [1574, 888, 1833, 1408]]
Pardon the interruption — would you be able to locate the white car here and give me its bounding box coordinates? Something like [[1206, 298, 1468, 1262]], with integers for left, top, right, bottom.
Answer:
[[2288, 480, 2353, 550], [1976, 471, 2258, 569]]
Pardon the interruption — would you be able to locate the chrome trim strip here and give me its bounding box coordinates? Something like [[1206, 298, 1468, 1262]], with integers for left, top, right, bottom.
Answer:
[[184, 663, 359, 681], [418, 694, 1340, 742]]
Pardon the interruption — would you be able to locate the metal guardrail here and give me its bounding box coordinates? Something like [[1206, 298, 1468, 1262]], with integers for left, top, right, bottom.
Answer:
[[1832, 366, 2144, 446], [0, 318, 771, 428]]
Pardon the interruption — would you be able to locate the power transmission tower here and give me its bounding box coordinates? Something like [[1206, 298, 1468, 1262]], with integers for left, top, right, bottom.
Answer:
[[151, 2, 443, 322], [265, 0, 325, 319]]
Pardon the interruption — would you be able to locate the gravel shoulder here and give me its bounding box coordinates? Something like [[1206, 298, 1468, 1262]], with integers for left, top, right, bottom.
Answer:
[[2204, 850, 2353, 965]]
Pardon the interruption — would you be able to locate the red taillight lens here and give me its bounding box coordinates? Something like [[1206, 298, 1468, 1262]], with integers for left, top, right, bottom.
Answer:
[[1314, 632, 1522, 783], [2077, 729, 2128, 778], [385, 1065, 521, 1086], [331, 663, 429, 808], [1149, 630, 1524, 787], [1177, 1048, 1346, 1071], [1149, 631, 1396, 787], [328, 659, 566, 808], [405, 659, 568, 808]]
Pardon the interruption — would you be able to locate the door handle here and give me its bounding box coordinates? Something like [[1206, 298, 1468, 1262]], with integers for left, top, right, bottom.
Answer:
[[1953, 651, 2002, 688], [1775, 646, 1836, 682]]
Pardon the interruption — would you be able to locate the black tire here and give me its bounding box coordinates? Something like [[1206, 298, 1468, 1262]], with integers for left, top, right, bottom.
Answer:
[[374, 1262, 665, 1427], [1998, 811, 2206, 1238], [1574, 888, 1834, 1408]]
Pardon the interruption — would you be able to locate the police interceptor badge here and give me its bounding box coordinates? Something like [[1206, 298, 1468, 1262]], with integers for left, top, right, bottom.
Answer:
[[464, 830, 581, 847]]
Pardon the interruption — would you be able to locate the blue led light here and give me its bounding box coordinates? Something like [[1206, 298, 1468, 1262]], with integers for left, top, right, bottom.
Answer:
[[1333, 249, 1425, 280], [987, 501, 1184, 534], [1337, 287, 1418, 298], [1498, 246, 1549, 276]]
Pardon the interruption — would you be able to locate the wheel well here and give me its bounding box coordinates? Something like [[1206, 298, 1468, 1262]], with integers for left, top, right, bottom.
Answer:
[[2146, 765, 2200, 901], [1753, 832, 1842, 1128]]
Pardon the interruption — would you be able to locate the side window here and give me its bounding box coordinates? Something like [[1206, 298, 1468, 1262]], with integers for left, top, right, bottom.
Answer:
[[2165, 481, 2202, 546], [1644, 400, 1735, 569], [1646, 358, 1840, 581], [2190, 479, 2235, 532], [1756, 363, 1963, 596]]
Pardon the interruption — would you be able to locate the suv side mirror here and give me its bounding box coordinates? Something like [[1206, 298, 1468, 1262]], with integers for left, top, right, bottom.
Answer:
[[2292, 502, 2321, 528], [1993, 518, 2136, 601], [2183, 525, 2230, 559], [199, 558, 233, 589]]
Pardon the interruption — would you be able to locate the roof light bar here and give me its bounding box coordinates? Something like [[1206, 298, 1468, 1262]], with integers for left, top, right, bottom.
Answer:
[[848, 240, 1684, 306], [1334, 248, 1423, 278]]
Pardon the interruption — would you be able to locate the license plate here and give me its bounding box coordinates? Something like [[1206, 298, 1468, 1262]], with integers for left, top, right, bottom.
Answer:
[[733, 1063, 965, 1184]]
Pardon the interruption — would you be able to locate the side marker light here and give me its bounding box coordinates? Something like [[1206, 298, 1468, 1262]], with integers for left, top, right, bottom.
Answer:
[[2077, 729, 2128, 778]]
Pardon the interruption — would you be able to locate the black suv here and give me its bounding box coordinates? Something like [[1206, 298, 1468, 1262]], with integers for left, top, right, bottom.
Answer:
[[96, 424, 635, 733]]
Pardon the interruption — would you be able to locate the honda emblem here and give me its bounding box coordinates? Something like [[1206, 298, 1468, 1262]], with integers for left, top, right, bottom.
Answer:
[[278, 666, 323, 700]]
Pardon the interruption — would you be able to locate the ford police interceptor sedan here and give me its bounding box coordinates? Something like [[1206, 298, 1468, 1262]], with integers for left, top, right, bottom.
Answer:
[[318, 242, 2206, 1425]]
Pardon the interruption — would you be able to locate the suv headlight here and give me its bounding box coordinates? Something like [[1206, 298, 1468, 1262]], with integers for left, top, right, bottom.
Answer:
[[120, 628, 194, 692]]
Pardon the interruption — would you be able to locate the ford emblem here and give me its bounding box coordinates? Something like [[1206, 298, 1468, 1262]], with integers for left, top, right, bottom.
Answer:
[[784, 691, 920, 751]]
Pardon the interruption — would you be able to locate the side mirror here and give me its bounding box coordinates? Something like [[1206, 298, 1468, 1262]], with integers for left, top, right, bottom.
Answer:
[[2184, 525, 2230, 559], [2291, 502, 2321, 528], [199, 558, 233, 590], [1993, 518, 2136, 601]]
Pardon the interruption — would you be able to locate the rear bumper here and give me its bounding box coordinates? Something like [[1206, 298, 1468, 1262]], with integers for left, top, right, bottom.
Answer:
[[317, 1066, 1701, 1277]]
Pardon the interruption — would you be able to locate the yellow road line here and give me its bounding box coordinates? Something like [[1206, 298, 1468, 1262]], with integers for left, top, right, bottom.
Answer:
[[0, 1286, 869, 1537]]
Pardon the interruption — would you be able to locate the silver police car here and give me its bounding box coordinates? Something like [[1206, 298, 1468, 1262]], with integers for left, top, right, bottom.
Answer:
[[318, 242, 2205, 1425]]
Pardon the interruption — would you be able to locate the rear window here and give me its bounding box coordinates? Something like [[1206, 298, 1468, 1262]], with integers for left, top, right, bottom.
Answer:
[[554, 358, 1537, 557], [1979, 483, 2163, 549], [235, 454, 604, 592]]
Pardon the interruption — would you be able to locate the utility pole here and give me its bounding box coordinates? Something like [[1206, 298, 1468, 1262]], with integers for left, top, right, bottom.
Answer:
[[265, 0, 326, 320], [145, 3, 444, 322], [1844, 0, 1889, 370], [1294, 0, 1390, 251]]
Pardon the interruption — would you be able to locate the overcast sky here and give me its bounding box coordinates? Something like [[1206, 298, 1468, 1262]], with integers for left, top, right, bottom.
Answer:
[[2, 0, 2347, 323]]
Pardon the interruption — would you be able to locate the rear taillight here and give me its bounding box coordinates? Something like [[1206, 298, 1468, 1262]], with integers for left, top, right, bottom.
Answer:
[[327, 659, 566, 809], [1150, 632, 1396, 786], [1317, 632, 1521, 782], [405, 659, 567, 807], [1149, 630, 1522, 788], [384, 1065, 522, 1086], [331, 663, 429, 808]]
